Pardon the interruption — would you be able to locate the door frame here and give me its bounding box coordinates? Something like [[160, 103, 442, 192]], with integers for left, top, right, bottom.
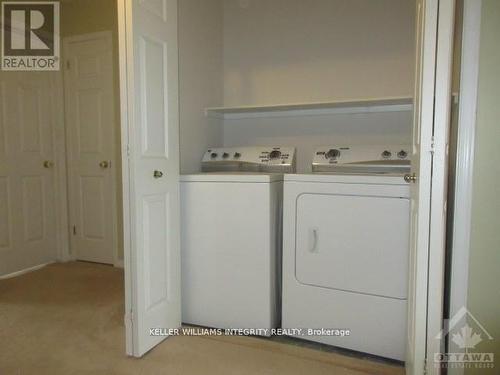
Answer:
[[61, 30, 121, 268], [115, 0, 457, 363], [52, 70, 71, 263], [117, 0, 134, 355]]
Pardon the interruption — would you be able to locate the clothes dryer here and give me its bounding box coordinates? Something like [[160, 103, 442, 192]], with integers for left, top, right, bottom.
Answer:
[[282, 145, 411, 360]]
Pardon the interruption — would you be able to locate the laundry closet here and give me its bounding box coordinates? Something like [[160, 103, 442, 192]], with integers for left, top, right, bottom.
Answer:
[[178, 0, 415, 174], [176, 0, 416, 362]]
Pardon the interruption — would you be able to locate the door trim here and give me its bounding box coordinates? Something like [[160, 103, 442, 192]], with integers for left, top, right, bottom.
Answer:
[[52, 70, 71, 263], [62, 31, 120, 267], [117, 0, 134, 355]]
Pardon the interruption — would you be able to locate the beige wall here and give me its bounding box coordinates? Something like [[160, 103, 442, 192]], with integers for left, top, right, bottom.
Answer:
[[61, 0, 118, 37], [223, 0, 415, 107], [60, 0, 123, 261], [220, 0, 415, 170], [178, 1, 415, 171], [179, 0, 224, 174], [465, 1, 500, 373]]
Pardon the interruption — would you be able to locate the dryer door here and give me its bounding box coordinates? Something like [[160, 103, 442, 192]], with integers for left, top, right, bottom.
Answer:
[[295, 192, 410, 299]]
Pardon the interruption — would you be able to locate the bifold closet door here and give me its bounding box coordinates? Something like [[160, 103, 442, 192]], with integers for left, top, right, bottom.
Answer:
[[406, 0, 455, 374], [120, 0, 181, 357]]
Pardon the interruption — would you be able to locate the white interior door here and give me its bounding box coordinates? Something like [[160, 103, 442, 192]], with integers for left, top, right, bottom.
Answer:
[[407, 0, 439, 373], [0, 72, 57, 276], [120, 0, 181, 356], [427, 0, 456, 372], [64, 32, 117, 265], [407, 1, 456, 374]]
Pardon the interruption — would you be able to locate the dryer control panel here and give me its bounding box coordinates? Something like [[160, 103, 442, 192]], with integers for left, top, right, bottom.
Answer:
[[202, 146, 296, 173], [312, 145, 411, 174]]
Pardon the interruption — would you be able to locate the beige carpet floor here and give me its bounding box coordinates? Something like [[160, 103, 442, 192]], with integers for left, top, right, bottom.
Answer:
[[0, 262, 405, 375]]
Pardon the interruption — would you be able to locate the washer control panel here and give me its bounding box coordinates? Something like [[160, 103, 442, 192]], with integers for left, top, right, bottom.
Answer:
[[202, 147, 296, 173], [312, 145, 411, 174]]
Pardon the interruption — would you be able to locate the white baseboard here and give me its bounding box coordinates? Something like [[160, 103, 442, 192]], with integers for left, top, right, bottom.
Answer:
[[0, 262, 55, 280], [114, 259, 124, 269]]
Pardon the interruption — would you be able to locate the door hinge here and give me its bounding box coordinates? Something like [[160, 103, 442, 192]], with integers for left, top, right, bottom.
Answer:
[[125, 310, 134, 326], [73, 225, 76, 235], [424, 357, 428, 375], [430, 136, 436, 154]]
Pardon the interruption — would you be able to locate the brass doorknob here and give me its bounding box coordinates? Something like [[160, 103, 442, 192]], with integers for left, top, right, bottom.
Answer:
[[99, 161, 110, 169], [43, 160, 54, 168], [404, 173, 418, 183], [153, 170, 164, 179]]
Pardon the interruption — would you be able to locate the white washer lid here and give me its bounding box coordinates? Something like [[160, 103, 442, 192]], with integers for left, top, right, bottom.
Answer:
[[284, 173, 409, 185], [181, 173, 283, 183]]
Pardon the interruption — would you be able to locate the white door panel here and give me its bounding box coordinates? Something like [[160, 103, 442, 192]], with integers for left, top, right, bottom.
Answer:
[[19, 84, 44, 153], [64, 32, 117, 265], [121, 0, 181, 356], [80, 176, 107, 240], [407, 0, 440, 374], [0, 72, 57, 276], [407, 2, 455, 373], [22, 177, 45, 241], [296, 193, 410, 299]]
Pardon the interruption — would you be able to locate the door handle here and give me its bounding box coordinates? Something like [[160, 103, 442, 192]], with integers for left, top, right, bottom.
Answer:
[[309, 228, 319, 253], [43, 160, 54, 168], [99, 161, 110, 169], [153, 170, 164, 179], [404, 173, 418, 183]]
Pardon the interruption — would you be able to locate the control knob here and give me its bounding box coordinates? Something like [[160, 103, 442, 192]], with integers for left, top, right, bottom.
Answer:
[[397, 150, 408, 159], [326, 149, 341, 159], [382, 150, 392, 159], [269, 150, 282, 160], [222, 152, 230, 159], [210, 152, 218, 159]]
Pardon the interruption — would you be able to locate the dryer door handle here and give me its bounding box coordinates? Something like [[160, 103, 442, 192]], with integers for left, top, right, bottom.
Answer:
[[310, 228, 319, 253]]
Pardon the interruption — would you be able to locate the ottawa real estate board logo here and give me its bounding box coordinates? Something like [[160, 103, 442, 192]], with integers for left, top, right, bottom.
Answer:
[[1, 1, 60, 71], [435, 307, 495, 370]]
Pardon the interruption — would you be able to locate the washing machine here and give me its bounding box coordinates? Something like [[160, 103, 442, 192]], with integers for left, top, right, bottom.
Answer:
[[282, 145, 411, 360], [181, 146, 296, 333]]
